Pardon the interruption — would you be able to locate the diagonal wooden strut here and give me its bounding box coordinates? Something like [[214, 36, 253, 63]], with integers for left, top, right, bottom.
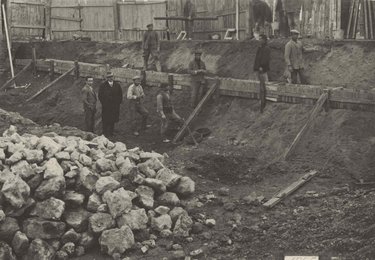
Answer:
[[173, 79, 220, 143], [0, 61, 32, 90], [26, 66, 75, 102], [283, 91, 329, 161]]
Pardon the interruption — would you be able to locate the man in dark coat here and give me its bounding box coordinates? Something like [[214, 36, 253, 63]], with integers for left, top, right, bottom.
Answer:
[[254, 34, 271, 113], [98, 71, 123, 137], [183, 0, 196, 40], [188, 49, 207, 108], [253, 0, 273, 37], [142, 23, 160, 71]]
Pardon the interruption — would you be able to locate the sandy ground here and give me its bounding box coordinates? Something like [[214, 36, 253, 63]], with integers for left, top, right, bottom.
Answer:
[[0, 39, 375, 259]]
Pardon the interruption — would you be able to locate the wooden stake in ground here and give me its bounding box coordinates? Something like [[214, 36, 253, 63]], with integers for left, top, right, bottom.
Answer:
[[283, 91, 329, 161], [2, 4, 14, 80], [263, 170, 318, 208], [173, 79, 220, 143], [27, 67, 75, 102]]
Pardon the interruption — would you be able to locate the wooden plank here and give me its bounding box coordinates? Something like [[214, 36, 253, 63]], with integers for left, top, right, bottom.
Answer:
[[10, 1, 44, 6], [26, 66, 74, 102], [51, 15, 82, 22], [45, 0, 52, 40], [364, 0, 369, 39], [0, 61, 32, 90], [283, 91, 329, 161], [353, 0, 360, 38], [11, 24, 45, 29], [173, 79, 220, 143], [346, 0, 355, 38], [113, 0, 119, 41], [368, 0, 374, 39], [154, 16, 218, 21], [263, 170, 318, 208]]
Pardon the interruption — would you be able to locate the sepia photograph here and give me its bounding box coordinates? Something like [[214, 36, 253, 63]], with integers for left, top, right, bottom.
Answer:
[[0, 0, 373, 259]]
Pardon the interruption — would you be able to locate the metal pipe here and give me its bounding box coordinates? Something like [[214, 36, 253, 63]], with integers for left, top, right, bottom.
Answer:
[[235, 0, 239, 40], [2, 4, 14, 78]]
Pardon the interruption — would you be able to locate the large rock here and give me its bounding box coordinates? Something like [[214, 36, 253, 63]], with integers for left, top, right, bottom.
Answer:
[[95, 176, 120, 194], [63, 208, 91, 232], [55, 151, 70, 161], [23, 218, 66, 239], [64, 191, 85, 207], [102, 188, 132, 218], [1, 175, 30, 208], [174, 176, 195, 196], [151, 215, 172, 232], [0, 168, 15, 184], [61, 229, 81, 244], [139, 157, 164, 171], [0, 148, 5, 161], [12, 231, 29, 256], [87, 193, 102, 212], [96, 158, 114, 172], [24, 150, 44, 164], [117, 209, 148, 231], [35, 176, 66, 200], [27, 173, 43, 191], [6, 151, 24, 165], [0, 241, 16, 260], [137, 164, 156, 178], [43, 158, 64, 179], [30, 197, 65, 220], [79, 154, 92, 167], [173, 214, 193, 237], [156, 168, 181, 188], [169, 207, 188, 223], [79, 167, 99, 192], [158, 192, 180, 207], [26, 239, 55, 260], [0, 217, 20, 242], [37, 136, 62, 158], [99, 226, 135, 256], [135, 185, 154, 209], [6, 198, 35, 218], [89, 213, 115, 234], [79, 232, 95, 250], [143, 178, 166, 194], [11, 160, 34, 180]]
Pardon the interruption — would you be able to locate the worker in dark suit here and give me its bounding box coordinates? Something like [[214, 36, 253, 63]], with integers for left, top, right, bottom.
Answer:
[[252, 0, 273, 38], [254, 34, 271, 113], [142, 23, 160, 71], [188, 49, 207, 108], [81, 76, 97, 132], [98, 71, 123, 137]]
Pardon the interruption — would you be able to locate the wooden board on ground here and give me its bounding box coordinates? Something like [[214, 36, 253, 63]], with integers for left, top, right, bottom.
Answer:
[[283, 91, 329, 161], [263, 170, 318, 208], [173, 79, 220, 143]]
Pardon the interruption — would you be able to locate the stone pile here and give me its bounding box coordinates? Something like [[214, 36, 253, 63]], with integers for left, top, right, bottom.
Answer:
[[0, 125, 196, 259]]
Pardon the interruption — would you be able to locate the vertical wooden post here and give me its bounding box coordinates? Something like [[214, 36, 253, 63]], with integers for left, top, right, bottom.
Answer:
[[45, 0, 52, 40], [74, 60, 80, 79], [141, 70, 146, 86], [49, 60, 54, 81], [32, 46, 37, 75], [113, 0, 119, 41], [168, 74, 174, 93], [324, 89, 331, 112], [105, 64, 110, 79]]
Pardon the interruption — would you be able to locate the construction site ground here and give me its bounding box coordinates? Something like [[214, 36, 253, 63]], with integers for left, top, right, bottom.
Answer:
[[1, 39, 375, 259]]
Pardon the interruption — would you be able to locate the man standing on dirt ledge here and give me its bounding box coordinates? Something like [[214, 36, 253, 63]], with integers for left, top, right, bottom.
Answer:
[[98, 71, 123, 137], [142, 23, 161, 71], [254, 34, 270, 113], [284, 29, 307, 84], [188, 49, 207, 108], [157, 83, 183, 143], [127, 75, 151, 136], [81, 77, 97, 132]]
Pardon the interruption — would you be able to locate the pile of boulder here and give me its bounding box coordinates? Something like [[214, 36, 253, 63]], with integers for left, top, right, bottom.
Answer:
[[0, 125, 196, 259]]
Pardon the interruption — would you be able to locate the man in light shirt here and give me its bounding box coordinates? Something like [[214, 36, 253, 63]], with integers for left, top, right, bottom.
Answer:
[[284, 29, 307, 84], [81, 76, 97, 132], [127, 75, 150, 136]]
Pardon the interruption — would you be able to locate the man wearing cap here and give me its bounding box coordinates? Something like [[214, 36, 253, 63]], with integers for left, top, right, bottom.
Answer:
[[127, 75, 150, 136], [157, 83, 183, 143], [98, 71, 123, 137], [188, 49, 207, 108], [81, 76, 97, 132], [142, 23, 160, 71], [284, 29, 307, 84]]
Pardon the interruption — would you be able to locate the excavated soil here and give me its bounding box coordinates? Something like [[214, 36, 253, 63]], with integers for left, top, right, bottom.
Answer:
[[1, 39, 375, 259]]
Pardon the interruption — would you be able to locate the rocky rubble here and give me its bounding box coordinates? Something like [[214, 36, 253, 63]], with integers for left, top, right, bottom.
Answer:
[[0, 125, 197, 259]]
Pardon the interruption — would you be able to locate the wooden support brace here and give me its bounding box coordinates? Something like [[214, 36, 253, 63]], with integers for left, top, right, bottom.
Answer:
[[168, 74, 174, 92], [74, 61, 80, 79], [49, 60, 55, 81], [141, 70, 146, 86], [263, 170, 318, 208], [0, 61, 32, 90], [27, 67, 74, 102], [283, 91, 329, 161], [173, 79, 220, 143], [32, 47, 37, 75]]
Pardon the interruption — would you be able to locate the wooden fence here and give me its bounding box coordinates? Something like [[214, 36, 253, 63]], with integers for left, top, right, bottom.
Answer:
[[7, 0, 167, 41]]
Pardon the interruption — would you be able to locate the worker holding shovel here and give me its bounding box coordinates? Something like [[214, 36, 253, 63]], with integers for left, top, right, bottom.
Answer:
[[156, 83, 183, 143]]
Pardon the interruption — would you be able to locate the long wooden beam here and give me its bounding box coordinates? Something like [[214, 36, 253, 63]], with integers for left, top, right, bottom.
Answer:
[[154, 16, 218, 21], [283, 91, 329, 161], [173, 79, 220, 143], [14, 59, 375, 111], [26, 67, 75, 102], [0, 61, 32, 90], [263, 170, 318, 208]]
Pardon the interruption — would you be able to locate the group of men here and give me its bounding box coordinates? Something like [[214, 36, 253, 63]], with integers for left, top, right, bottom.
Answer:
[[81, 71, 186, 143]]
